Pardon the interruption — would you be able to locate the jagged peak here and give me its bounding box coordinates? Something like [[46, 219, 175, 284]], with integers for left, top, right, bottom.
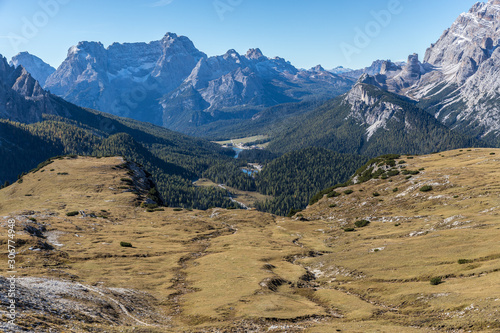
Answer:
[[245, 48, 264, 60], [223, 49, 241, 60], [162, 32, 179, 40], [311, 65, 325, 72], [356, 73, 380, 86]]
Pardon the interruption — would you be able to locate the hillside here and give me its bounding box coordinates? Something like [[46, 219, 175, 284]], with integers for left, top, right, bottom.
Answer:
[[0, 151, 499, 332], [266, 82, 484, 156]]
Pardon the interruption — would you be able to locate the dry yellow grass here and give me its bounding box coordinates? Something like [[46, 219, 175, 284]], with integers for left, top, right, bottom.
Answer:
[[0, 150, 499, 332]]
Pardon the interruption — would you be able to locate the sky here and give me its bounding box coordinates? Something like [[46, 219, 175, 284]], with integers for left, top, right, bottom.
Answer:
[[0, 0, 481, 70]]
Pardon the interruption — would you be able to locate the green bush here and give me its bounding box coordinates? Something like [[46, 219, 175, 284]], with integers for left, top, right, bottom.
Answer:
[[327, 191, 341, 198], [66, 211, 79, 217], [329, 204, 337, 208], [420, 185, 433, 192], [173, 208, 183, 212], [458, 259, 472, 265], [430, 277, 442, 285], [393, 188, 399, 192], [387, 170, 400, 177], [344, 189, 354, 195], [120, 241, 133, 248], [372, 192, 380, 197], [354, 220, 370, 228], [402, 170, 420, 175], [344, 228, 356, 232]]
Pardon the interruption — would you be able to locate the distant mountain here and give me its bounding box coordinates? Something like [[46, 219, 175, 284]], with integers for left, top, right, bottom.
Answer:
[[329, 66, 354, 75], [10, 52, 55, 86], [338, 59, 406, 79], [266, 77, 482, 156], [15, 33, 353, 134]]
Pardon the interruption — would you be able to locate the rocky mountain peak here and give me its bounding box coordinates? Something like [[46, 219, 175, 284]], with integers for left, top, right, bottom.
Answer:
[[245, 48, 265, 60], [311, 65, 325, 72], [10, 52, 56, 86]]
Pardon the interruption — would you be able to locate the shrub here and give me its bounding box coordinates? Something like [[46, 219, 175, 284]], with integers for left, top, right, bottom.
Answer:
[[490, 152, 496, 155], [372, 192, 380, 197], [173, 208, 183, 212], [66, 211, 79, 217], [386, 160, 396, 167], [398, 160, 405, 164], [57, 172, 69, 175], [420, 185, 433, 192], [120, 242, 133, 248], [344, 189, 354, 195], [287, 208, 302, 217], [393, 188, 398, 192], [430, 277, 442, 285], [344, 228, 356, 232], [329, 204, 337, 208], [405, 175, 412, 180], [327, 191, 341, 198], [458, 259, 472, 265], [387, 170, 400, 177], [407, 156, 414, 159], [354, 220, 370, 228], [402, 170, 420, 175], [141, 203, 158, 209]]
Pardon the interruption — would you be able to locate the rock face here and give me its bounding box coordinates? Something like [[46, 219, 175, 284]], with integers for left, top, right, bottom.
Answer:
[[10, 52, 56, 86], [43, 33, 206, 125], [415, 0, 500, 137], [344, 77, 409, 140], [0, 55, 66, 123], [161, 48, 352, 130], [35, 34, 353, 132], [351, 1, 500, 139]]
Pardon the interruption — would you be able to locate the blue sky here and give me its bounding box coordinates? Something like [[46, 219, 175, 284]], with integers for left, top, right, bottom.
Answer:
[[0, 0, 480, 70]]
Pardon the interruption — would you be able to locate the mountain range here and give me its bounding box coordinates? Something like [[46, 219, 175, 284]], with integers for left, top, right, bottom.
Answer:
[[8, 1, 500, 143], [10, 33, 353, 133]]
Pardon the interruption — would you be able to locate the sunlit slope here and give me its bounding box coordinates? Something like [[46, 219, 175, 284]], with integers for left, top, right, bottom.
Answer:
[[0, 151, 498, 332]]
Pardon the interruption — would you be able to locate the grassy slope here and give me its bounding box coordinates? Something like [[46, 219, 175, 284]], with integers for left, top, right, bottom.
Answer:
[[0, 150, 499, 332]]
